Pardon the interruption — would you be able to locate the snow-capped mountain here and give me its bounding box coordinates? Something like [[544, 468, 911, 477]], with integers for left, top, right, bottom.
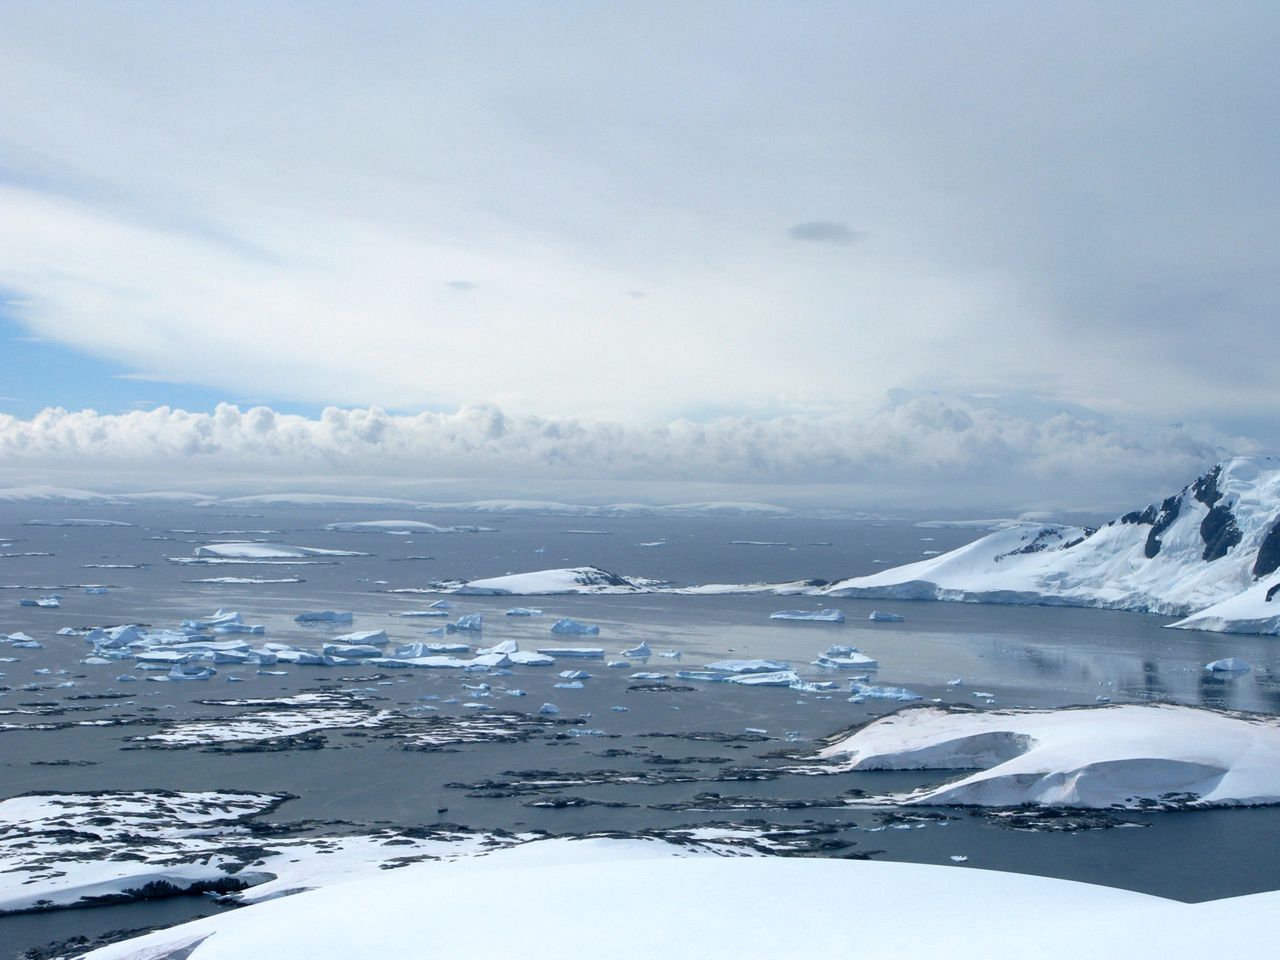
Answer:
[[824, 456, 1280, 633]]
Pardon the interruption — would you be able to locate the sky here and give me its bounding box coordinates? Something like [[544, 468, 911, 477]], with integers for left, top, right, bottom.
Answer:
[[0, 2, 1277, 511]]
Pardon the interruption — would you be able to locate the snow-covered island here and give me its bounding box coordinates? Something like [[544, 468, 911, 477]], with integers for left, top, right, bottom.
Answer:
[[821, 457, 1280, 633]]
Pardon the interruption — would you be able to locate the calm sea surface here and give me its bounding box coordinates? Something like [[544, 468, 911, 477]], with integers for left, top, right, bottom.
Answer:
[[3, 504, 1279, 956]]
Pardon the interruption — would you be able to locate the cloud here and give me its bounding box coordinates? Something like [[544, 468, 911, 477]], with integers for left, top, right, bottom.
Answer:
[[0, 397, 1253, 513], [0, 5, 1277, 429], [786, 221, 865, 245]]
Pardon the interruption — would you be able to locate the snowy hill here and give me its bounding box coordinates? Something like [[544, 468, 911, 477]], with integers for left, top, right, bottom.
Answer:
[[824, 457, 1280, 632], [73, 837, 1280, 960]]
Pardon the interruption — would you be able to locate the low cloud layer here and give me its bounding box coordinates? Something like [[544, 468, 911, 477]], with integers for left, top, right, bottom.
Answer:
[[0, 397, 1252, 514]]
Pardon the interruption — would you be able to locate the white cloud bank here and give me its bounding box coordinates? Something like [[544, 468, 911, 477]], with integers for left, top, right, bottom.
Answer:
[[0, 396, 1253, 513]]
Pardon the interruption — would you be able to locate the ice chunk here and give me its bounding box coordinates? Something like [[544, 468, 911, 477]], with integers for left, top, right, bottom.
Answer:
[[559, 670, 592, 680], [166, 665, 217, 681], [429, 599, 454, 609], [551, 618, 600, 636], [477, 640, 519, 656], [539, 702, 560, 715], [705, 659, 791, 674], [1205, 657, 1251, 673], [333, 630, 389, 646], [814, 652, 879, 670], [658, 650, 682, 660], [295, 611, 354, 623], [395, 610, 449, 618], [508, 651, 555, 666], [84, 586, 109, 595], [848, 682, 922, 701], [728, 670, 800, 686], [555, 681, 585, 689], [505, 607, 543, 617], [868, 611, 905, 622], [771, 609, 845, 622], [630, 672, 667, 680], [537, 647, 605, 659], [322, 643, 382, 658], [448, 614, 484, 632], [620, 641, 652, 658]]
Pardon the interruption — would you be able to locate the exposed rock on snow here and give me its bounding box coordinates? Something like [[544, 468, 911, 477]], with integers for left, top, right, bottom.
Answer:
[[455, 566, 662, 595], [815, 703, 1280, 809]]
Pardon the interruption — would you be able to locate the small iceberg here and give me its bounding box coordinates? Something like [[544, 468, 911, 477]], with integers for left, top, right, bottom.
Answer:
[[551, 618, 600, 636], [295, 611, 354, 623], [505, 608, 543, 617], [868, 611, 905, 622], [771, 609, 845, 623], [1205, 657, 1251, 673]]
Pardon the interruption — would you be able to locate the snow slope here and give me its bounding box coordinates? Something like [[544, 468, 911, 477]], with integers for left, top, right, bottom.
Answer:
[[77, 838, 1280, 960], [816, 703, 1280, 808], [455, 566, 663, 595], [824, 457, 1280, 630]]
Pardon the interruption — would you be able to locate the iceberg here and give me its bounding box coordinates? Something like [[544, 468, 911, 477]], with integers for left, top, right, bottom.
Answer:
[[448, 614, 484, 632], [505, 607, 543, 616], [620, 641, 651, 658], [1205, 657, 1251, 673], [771, 609, 845, 622], [704, 659, 791, 674], [193, 542, 367, 559], [537, 647, 605, 659], [333, 630, 388, 646], [868, 610, 905, 622], [295, 611, 354, 623], [551, 618, 600, 636]]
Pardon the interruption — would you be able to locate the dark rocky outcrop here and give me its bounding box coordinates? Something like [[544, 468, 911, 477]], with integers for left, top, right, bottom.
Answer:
[[1254, 520, 1280, 579]]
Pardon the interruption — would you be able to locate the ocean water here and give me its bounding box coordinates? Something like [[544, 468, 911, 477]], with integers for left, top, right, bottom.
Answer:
[[2, 503, 1279, 957]]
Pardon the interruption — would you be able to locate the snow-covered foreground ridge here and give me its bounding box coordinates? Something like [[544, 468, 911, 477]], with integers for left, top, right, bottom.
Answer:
[[824, 456, 1280, 632], [815, 703, 1280, 809], [75, 838, 1280, 960]]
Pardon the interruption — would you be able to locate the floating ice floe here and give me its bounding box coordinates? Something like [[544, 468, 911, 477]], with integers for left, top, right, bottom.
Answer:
[[771, 608, 845, 622], [324, 520, 492, 534], [505, 607, 543, 616], [816, 703, 1280, 809], [848, 682, 922, 702], [727, 670, 799, 687], [537, 647, 605, 659], [295, 611, 354, 623], [19, 595, 60, 608], [704, 659, 791, 674], [868, 610, 905, 622], [333, 630, 388, 646], [539, 703, 560, 715], [395, 609, 450, 618], [551, 618, 600, 636], [1205, 657, 1251, 673], [192, 542, 369, 560], [620, 641, 651, 658], [448, 614, 484, 632], [814, 650, 879, 670]]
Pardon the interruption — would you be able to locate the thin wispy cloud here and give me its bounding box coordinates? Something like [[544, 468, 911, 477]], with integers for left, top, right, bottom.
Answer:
[[787, 221, 865, 245]]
